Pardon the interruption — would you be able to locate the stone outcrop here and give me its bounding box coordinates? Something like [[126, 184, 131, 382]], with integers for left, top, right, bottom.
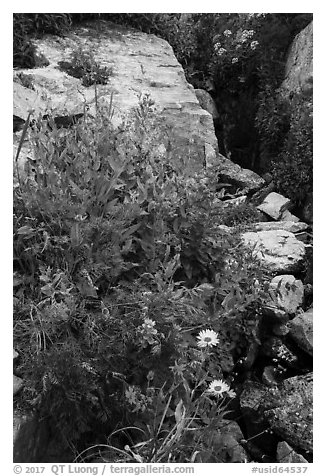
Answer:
[[241, 229, 306, 273], [13, 21, 219, 175], [280, 21, 313, 99], [289, 308, 313, 356]]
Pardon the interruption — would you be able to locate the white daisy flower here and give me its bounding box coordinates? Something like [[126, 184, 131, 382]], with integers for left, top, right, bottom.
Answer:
[[197, 329, 219, 348], [207, 379, 230, 396]]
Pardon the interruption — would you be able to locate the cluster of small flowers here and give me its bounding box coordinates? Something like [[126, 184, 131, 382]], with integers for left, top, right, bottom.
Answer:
[[231, 57, 239, 64], [217, 48, 227, 56], [137, 317, 159, 348], [250, 40, 259, 50], [239, 29, 255, 43], [125, 385, 153, 412], [223, 29, 232, 37], [248, 13, 266, 19]]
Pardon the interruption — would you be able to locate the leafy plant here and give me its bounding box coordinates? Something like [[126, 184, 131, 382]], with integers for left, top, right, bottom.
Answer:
[[14, 93, 271, 460], [59, 47, 113, 86], [271, 93, 313, 206]]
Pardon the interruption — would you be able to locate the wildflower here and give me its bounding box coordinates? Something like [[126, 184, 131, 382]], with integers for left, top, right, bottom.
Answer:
[[247, 30, 255, 38], [223, 29, 232, 37], [231, 57, 239, 64], [142, 318, 157, 331], [250, 40, 259, 50], [213, 42, 221, 51], [217, 48, 227, 56], [207, 379, 230, 396], [227, 389, 237, 398], [125, 386, 138, 405], [137, 318, 158, 348], [197, 329, 219, 348], [169, 361, 187, 377]]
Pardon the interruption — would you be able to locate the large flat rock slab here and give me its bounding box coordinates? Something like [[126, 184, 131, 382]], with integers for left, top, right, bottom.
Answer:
[[14, 21, 219, 174]]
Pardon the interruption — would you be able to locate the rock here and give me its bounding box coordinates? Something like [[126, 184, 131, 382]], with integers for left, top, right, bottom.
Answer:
[[240, 381, 278, 453], [277, 441, 308, 463], [279, 209, 300, 222], [13, 82, 46, 122], [195, 89, 219, 120], [263, 373, 313, 453], [13, 375, 24, 395], [15, 21, 219, 175], [241, 230, 306, 273], [257, 192, 291, 220], [217, 154, 265, 192], [13, 349, 19, 360], [288, 308, 313, 356], [265, 275, 304, 319], [280, 22, 313, 99], [198, 420, 249, 462], [251, 221, 308, 233], [240, 373, 313, 454]]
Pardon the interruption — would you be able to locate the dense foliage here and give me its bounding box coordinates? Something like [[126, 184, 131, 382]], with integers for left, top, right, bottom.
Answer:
[[14, 96, 271, 461]]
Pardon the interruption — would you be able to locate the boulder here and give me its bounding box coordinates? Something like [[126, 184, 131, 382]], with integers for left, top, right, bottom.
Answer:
[[263, 373, 313, 453], [257, 192, 291, 220], [240, 381, 278, 453], [217, 154, 265, 192], [265, 275, 304, 319], [194, 89, 219, 120], [277, 442, 308, 463], [279, 209, 300, 222], [198, 420, 249, 462], [289, 308, 313, 356], [240, 373, 313, 454], [280, 22, 313, 99], [241, 230, 306, 273], [14, 21, 219, 175]]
